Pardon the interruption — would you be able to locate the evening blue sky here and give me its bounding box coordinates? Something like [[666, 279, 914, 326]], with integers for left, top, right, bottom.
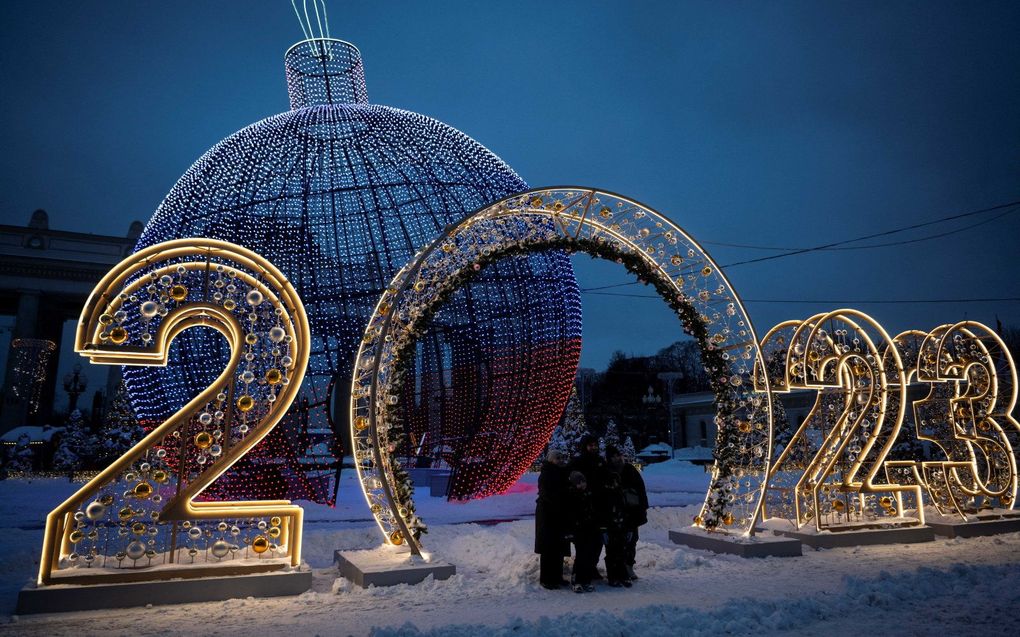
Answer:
[[2, 1, 1018, 376]]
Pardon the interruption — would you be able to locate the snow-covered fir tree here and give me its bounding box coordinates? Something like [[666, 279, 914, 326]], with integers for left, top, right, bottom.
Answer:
[[52, 409, 98, 473], [3, 433, 35, 475], [96, 382, 145, 466], [769, 396, 793, 461], [547, 387, 589, 460], [621, 436, 637, 463], [599, 419, 622, 456]]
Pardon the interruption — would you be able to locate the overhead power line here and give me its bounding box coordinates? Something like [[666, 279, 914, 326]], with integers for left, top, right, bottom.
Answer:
[[581, 290, 1020, 305], [578, 197, 1020, 292], [720, 199, 1020, 268], [703, 206, 1019, 252]]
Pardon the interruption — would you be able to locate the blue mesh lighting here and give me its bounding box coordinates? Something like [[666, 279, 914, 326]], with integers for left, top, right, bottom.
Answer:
[[127, 39, 583, 502]]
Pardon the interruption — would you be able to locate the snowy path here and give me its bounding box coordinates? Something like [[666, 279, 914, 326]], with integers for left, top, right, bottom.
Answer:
[[1, 464, 1018, 636]]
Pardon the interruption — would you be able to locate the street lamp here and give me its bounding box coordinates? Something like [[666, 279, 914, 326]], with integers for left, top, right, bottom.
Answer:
[[63, 364, 88, 413], [656, 373, 681, 460]]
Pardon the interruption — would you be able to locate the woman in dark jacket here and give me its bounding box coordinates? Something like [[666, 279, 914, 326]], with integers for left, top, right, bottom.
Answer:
[[535, 449, 570, 589], [607, 446, 649, 581]]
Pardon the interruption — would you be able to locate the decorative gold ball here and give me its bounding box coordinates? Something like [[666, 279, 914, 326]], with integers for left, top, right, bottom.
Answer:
[[223, 299, 237, 311], [389, 530, 404, 546], [371, 503, 382, 515], [100, 494, 115, 506], [251, 535, 270, 554], [693, 515, 703, 526], [109, 327, 129, 344], [133, 482, 153, 499], [194, 431, 213, 450], [722, 512, 734, 526], [270, 516, 282, 527], [268, 526, 281, 539], [131, 522, 147, 535], [879, 496, 893, 509], [832, 500, 846, 512], [153, 470, 169, 484], [118, 506, 134, 521], [354, 416, 369, 431], [69, 530, 84, 543], [265, 368, 282, 385], [737, 421, 751, 434], [98, 313, 114, 325], [245, 333, 258, 345], [237, 395, 255, 412], [169, 284, 188, 301]]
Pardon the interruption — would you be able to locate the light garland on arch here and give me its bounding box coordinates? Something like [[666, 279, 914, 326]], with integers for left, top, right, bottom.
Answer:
[[350, 187, 775, 555]]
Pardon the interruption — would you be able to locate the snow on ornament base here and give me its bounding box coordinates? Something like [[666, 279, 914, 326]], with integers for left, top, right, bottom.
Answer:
[[334, 545, 455, 588], [16, 562, 312, 614], [669, 526, 802, 558], [925, 508, 1020, 539], [762, 517, 935, 549]]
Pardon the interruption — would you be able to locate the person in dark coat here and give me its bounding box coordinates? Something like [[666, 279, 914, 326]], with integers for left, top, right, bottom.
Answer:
[[535, 449, 570, 589], [599, 455, 632, 587], [607, 445, 649, 581], [569, 433, 607, 582], [565, 470, 599, 593]]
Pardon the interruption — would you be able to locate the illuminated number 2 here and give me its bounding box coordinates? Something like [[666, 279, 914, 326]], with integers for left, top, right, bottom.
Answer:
[[38, 239, 309, 585], [761, 309, 924, 531]]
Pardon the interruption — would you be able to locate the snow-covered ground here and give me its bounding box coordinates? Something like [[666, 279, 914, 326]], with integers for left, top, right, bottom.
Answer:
[[1, 461, 1018, 636]]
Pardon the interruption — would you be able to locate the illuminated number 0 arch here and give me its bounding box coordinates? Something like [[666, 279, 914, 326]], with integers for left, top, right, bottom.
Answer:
[[350, 187, 775, 556], [39, 239, 310, 585]]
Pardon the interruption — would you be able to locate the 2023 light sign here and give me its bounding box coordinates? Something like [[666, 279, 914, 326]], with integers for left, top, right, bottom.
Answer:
[[38, 239, 310, 585], [37, 200, 1017, 589], [758, 311, 1018, 532]]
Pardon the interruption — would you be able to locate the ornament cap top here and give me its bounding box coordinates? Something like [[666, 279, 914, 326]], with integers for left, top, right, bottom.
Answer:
[[285, 38, 368, 109]]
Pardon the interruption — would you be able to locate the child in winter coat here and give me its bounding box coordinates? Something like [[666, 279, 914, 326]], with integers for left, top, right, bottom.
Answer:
[[565, 470, 599, 593]]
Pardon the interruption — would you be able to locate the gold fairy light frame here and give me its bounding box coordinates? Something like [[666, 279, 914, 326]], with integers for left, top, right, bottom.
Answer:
[[904, 321, 1019, 517], [758, 309, 925, 532], [38, 238, 310, 586], [350, 187, 774, 556]]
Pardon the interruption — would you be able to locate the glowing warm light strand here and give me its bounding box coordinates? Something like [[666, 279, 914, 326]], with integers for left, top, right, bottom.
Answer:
[[38, 239, 309, 585], [352, 187, 774, 555]]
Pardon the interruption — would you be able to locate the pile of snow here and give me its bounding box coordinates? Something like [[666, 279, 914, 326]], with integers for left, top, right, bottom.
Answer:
[[2, 472, 1020, 636]]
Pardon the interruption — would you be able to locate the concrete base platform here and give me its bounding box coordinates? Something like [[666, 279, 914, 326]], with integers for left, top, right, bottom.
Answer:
[[669, 528, 802, 558], [774, 525, 934, 549], [927, 514, 1020, 538], [16, 566, 312, 615], [335, 548, 455, 587]]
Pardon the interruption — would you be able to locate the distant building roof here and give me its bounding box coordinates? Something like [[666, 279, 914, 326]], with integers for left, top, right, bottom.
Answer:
[[0, 425, 64, 443]]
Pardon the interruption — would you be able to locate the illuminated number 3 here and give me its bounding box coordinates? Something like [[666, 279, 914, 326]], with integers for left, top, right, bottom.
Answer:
[[38, 239, 309, 585]]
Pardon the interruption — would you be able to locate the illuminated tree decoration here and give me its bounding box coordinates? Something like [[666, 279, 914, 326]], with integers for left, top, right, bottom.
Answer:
[[758, 310, 925, 531], [9, 338, 56, 415], [351, 187, 774, 555], [38, 238, 309, 585], [128, 38, 581, 503]]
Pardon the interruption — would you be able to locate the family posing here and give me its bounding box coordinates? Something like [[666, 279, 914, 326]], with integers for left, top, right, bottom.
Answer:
[[535, 435, 649, 593]]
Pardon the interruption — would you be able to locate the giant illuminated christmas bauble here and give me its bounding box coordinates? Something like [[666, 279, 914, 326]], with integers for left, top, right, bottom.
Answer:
[[128, 39, 582, 501]]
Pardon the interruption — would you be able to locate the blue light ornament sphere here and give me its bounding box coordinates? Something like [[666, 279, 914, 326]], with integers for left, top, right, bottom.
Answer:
[[128, 39, 582, 502]]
